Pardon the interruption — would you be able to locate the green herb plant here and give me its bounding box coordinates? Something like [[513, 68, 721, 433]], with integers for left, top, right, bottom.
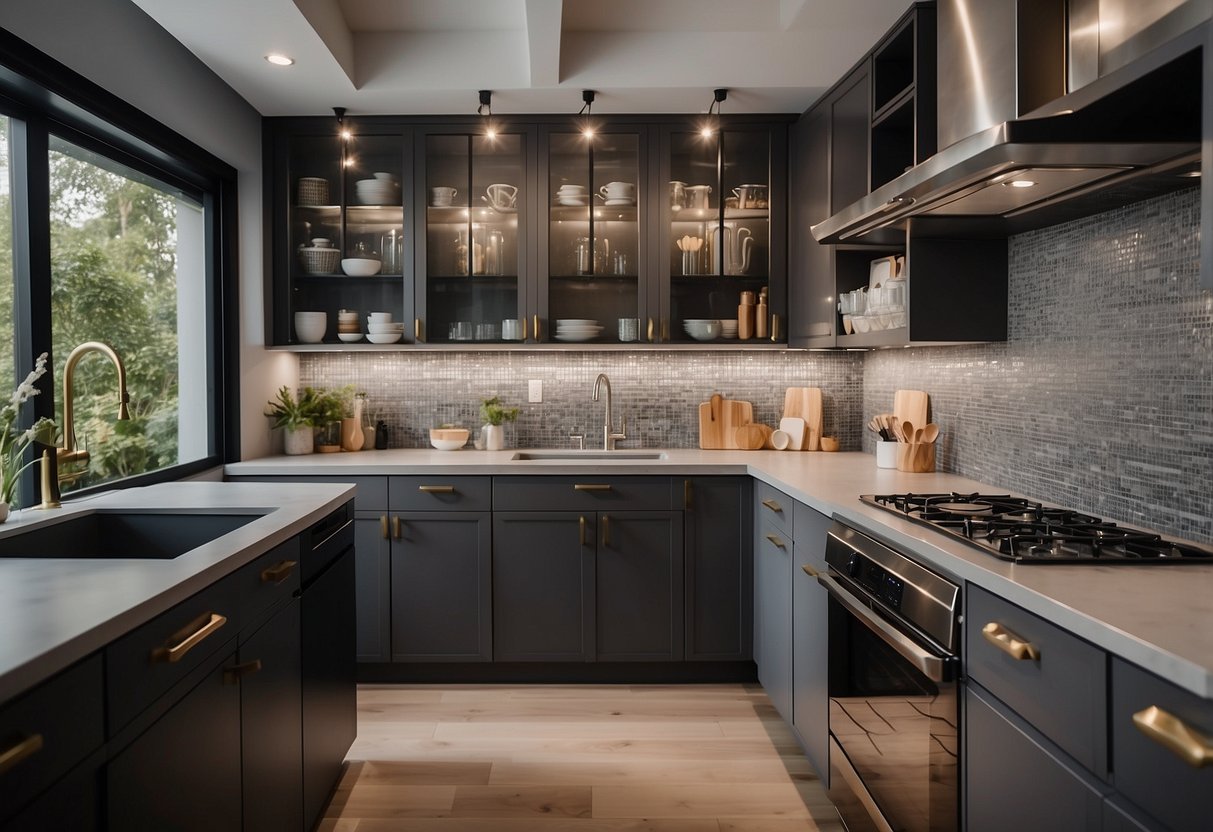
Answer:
[[479, 396, 519, 427]]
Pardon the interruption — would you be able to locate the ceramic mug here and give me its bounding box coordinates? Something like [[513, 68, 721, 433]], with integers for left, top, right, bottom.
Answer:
[[600, 181, 634, 200], [485, 183, 517, 209], [429, 186, 457, 207]]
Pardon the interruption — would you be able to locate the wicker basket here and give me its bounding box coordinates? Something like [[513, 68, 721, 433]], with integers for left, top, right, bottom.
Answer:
[[296, 177, 329, 206], [298, 245, 340, 274]]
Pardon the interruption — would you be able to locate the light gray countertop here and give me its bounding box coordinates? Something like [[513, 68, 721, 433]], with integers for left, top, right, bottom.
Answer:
[[0, 481, 354, 704], [228, 448, 1213, 698]]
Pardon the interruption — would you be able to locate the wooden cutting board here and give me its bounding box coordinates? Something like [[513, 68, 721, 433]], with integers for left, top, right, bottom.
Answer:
[[893, 389, 929, 434], [734, 423, 771, 450], [782, 387, 823, 451], [698, 394, 755, 449]]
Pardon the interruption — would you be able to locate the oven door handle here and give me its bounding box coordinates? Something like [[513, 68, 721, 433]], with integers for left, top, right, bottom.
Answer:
[[818, 573, 952, 683]]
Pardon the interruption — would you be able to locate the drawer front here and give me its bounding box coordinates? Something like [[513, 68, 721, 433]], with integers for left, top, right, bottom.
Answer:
[[755, 481, 793, 537], [0, 655, 103, 824], [236, 537, 302, 628], [1110, 656, 1213, 832], [492, 476, 674, 512], [965, 584, 1107, 774], [390, 476, 492, 512], [227, 475, 386, 512], [106, 575, 242, 733]]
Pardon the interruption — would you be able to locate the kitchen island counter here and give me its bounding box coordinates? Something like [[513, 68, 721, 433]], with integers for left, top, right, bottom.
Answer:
[[0, 481, 354, 704], [228, 449, 1213, 697]]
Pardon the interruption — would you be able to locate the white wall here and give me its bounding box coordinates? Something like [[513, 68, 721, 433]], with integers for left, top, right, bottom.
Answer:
[[0, 0, 294, 460]]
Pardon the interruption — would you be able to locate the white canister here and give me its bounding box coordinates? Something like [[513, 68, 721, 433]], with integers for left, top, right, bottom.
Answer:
[[876, 440, 899, 468]]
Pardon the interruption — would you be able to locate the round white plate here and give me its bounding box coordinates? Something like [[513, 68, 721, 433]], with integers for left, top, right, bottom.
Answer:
[[366, 332, 402, 344], [557, 319, 599, 326], [554, 332, 600, 342]]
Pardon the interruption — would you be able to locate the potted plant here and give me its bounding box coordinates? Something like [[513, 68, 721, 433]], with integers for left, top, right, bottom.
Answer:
[[0, 352, 58, 517], [265, 386, 339, 455], [479, 396, 519, 451]]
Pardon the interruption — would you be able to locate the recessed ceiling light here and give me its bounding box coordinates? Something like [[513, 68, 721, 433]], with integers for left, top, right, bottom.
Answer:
[[265, 54, 294, 67], [1179, 170, 1202, 178], [1005, 180, 1037, 188]]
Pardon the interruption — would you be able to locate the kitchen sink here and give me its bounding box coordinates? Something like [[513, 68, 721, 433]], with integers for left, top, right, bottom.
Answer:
[[510, 450, 668, 461], [0, 510, 266, 559]]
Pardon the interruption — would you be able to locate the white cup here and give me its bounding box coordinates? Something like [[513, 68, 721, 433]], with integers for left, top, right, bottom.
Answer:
[[770, 430, 791, 451], [368, 311, 392, 323], [617, 318, 639, 342], [601, 181, 634, 199], [502, 318, 523, 341], [430, 186, 457, 206], [876, 440, 899, 468]]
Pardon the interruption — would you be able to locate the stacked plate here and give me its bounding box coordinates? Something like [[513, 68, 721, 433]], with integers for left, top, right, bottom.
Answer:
[[336, 309, 362, 343], [354, 174, 400, 206], [367, 318, 405, 344], [555, 318, 603, 342]]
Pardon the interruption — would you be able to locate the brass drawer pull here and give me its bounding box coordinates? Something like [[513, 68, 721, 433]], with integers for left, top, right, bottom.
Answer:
[[1133, 705, 1213, 768], [982, 622, 1040, 661], [152, 612, 227, 664], [574, 484, 612, 492], [222, 659, 263, 685], [0, 733, 43, 776], [392, 516, 402, 539], [260, 559, 297, 585], [602, 514, 611, 548], [579, 515, 587, 547], [802, 564, 819, 577], [418, 485, 456, 494], [764, 533, 786, 550], [380, 514, 389, 539], [761, 498, 783, 513]]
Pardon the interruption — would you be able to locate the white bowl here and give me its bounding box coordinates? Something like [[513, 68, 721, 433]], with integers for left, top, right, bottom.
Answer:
[[366, 332, 402, 344], [852, 316, 872, 334], [683, 320, 721, 341], [337, 332, 363, 343], [430, 437, 466, 451], [293, 312, 326, 343], [367, 323, 405, 334], [342, 258, 382, 276]]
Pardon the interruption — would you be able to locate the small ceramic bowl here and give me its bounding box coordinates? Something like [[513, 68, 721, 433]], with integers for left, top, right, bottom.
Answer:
[[342, 258, 382, 276], [430, 427, 469, 450], [770, 429, 791, 450]]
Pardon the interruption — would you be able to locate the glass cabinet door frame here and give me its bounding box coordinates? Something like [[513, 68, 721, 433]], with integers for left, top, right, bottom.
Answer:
[[656, 120, 788, 344], [536, 122, 655, 344]]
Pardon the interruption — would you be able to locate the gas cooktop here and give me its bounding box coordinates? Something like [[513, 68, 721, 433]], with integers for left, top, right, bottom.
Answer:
[[862, 493, 1213, 564]]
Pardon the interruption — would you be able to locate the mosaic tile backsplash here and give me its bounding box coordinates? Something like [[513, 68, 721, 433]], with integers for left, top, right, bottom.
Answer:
[[300, 350, 864, 452], [865, 187, 1212, 543]]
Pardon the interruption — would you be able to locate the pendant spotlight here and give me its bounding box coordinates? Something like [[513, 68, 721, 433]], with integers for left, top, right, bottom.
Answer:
[[478, 90, 497, 140], [579, 90, 596, 138], [334, 106, 354, 167], [702, 88, 727, 138]]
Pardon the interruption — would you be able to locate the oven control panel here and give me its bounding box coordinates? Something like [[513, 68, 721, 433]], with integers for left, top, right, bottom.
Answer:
[[847, 553, 905, 610]]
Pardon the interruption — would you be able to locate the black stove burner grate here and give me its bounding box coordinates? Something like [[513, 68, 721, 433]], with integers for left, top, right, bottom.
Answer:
[[863, 492, 1213, 564]]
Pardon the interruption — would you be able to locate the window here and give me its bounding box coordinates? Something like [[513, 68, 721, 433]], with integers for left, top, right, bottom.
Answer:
[[48, 138, 211, 492], [0, 118, 12, 388]]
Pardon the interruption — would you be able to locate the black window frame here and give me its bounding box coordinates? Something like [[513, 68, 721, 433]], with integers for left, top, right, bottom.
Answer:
[[0, 26, 239, 503]]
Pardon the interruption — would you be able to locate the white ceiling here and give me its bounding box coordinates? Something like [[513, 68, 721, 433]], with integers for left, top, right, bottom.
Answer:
[[131, 0, 910, 116]]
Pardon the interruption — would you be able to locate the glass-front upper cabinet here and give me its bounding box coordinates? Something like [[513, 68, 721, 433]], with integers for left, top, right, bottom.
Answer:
[[417, 130, 528, 343], [279, 128, 411, 345], [662, 125, 786, 344], [541, 128, 645, 344]]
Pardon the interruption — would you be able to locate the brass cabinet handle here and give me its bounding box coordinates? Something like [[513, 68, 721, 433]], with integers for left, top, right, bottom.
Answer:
[[684, 479, 692, 510], [574, 483, 612, 492], [0, 733, 43, 776], [579, 515, 587, 547], [533, 314, 541, 341], [380, 514, 389, 539], [392, 516, 402, 539], [260, 559, 297, 585], [771, 313, 781, 342], [647, 317, 655, 342], [602, 514, 611, 548], [981, 622, 1040, 661], [764, 533, 786, 550], [802, 564, 819, 577], [418, 485, 456, 494], [152, 612, 227, 664], [522, 316, 529, 340], [761, 498, 783, 513], [222, 659, 263, 685], [1133, 705, 1213, 768], [661, 318, 669, 341], [414, 318, 422, 342]]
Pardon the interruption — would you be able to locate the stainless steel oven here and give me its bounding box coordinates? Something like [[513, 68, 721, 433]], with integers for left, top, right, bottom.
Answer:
[[820, 521, 961, 832]]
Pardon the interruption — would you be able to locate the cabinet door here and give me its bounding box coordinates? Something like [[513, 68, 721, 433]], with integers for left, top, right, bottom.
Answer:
[[788, 108, 836, 347], [107, 649, 242, 832], [2, 751, 103, 832], [755, 520, 793, 722], [684, 477, 752, 661], [829, 61, 871, 213], [595, 510, 684, 661], [965, 683, 1107, 832], [791, 503, 831, 781], [354, 513, 392, 662], [493, 512, 594, 661], [239, 599, 303, 832], [390, 512, 492, 661]]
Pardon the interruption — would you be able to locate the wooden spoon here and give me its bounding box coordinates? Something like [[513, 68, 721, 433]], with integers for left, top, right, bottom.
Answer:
[[920, 423, 940, 443], [901, 420, 915, 444]]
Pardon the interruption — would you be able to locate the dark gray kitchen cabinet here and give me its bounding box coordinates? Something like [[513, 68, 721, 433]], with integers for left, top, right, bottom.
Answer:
[[754, 488, 793, 722], [238, 598, 304, 832], [791, 500, 830, 781], [965, 683, 1109, 832], [829, 61, 872, 216], [493, 511, 595, 661], [684, 476, 752, 661], [595, 510, 683, 662], [106, 645, 243, 832], [2, 750, 103, 832], [354, 513, 392, 661], [390, 512, 492, 661], [788, 106, 835, 348]]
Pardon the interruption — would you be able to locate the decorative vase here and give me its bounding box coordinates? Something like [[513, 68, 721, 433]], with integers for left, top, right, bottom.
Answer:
[[0, 501, 8, 524], [482, 424, 504, 451], [283, 426, 314, 455], [341, 417, 364, 451]]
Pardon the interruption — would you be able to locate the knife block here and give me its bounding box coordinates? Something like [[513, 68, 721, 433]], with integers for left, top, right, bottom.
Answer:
[[897, 441, 936, 473]]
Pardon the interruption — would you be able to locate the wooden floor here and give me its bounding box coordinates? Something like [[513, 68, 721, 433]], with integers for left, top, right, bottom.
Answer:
[[320, 683, 844, 831]]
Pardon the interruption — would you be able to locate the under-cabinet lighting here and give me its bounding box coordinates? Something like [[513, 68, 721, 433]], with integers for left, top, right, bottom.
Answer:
[[1005, 180, 1037, 188], [265, 53, 294, 66], [1180, 170, 1202, 178]]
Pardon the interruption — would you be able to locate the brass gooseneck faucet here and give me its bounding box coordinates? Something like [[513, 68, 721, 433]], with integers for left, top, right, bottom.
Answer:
[[39, 341, 131, 508]]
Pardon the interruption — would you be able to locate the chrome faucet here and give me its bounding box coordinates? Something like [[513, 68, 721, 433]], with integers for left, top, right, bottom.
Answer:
[[591, 373, 627, 451]]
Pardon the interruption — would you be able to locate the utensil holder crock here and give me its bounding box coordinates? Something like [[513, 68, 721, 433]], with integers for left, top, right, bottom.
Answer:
[[896, 441, 936, 473]]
